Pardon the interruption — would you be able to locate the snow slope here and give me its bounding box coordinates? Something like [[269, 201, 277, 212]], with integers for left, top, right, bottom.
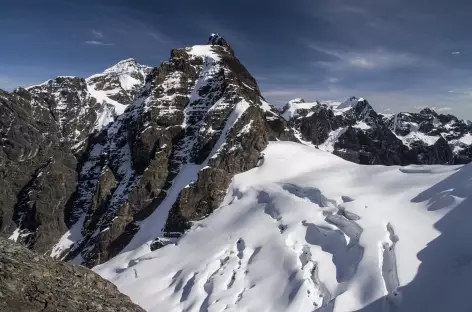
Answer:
[[95, 141, 472, 312]]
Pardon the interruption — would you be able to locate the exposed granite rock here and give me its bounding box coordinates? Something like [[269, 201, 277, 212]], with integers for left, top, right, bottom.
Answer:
[[409, 136, 454, 164], [0, 237, 144, 312], [27, 77, 100, 144], [298, 104, 341, 145], [208, 33, 234, 55]]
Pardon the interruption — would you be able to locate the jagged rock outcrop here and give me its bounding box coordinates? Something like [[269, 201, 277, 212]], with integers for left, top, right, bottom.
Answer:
[[0, 237, 144, 312]]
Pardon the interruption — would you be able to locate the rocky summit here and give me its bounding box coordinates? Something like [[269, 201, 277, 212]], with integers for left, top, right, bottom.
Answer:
[[1, 35, 472, 275]]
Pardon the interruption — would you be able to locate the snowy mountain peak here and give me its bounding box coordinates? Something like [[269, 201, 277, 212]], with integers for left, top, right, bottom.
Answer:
[[289, 98, 306, 104], [85, 58, 152, 130], [87, 58, 151, 91], [281, 98, 317, 120], [419, 107, 438, 117], [337, 96, 362, 109], [208, 33, 226, 46], [101, 58, 149, 76], [207, 33, 234, 54]]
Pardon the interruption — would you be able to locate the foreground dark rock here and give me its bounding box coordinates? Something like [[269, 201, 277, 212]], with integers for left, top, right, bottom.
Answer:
[[0, 237, 144, 312]]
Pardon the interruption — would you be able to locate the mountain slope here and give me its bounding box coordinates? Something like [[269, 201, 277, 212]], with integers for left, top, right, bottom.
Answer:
[[1, 35, 289, 267], [95, 141, 472, 312]]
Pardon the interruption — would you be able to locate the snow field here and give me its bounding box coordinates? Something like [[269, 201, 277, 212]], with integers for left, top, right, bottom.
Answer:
[[96, 142, 466, 311]]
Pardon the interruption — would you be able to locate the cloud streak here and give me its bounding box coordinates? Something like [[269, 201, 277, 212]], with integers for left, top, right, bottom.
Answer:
[[435, 107, 453, 112], [308, 44, 423, 70], [84, 40, 114, 46], [92, 30, 104, 38]]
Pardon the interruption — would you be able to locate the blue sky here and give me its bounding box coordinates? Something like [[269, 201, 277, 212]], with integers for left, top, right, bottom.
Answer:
[[1, 0, 472, 117]]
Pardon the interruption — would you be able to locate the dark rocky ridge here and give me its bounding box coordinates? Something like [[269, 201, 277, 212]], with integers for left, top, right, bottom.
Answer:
[[0, 236, 144, 312]]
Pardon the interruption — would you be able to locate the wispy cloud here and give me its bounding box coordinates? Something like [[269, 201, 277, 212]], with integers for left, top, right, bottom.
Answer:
[[84, 40, 114, 46], [254, 75, 269, 82], [435, 106, 453, 112], [447, 89, 472, 98], [327, 77, 341, 84], [147, 31, 171, 44], [84, 29, 114, 46], [92, 30, 104, 38], [414, 105, 427, 110], [308, 44, 421, 70], [452, 51, 461, 55]]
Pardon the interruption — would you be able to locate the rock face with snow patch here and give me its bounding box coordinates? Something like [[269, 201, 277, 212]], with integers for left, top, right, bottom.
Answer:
[[86, 59, 152, 131]]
